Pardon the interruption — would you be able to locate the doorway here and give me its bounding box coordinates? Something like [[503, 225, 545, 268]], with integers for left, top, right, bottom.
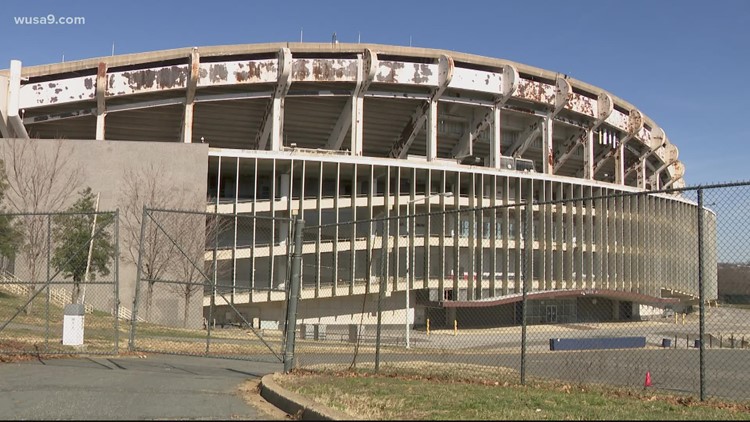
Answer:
[[545, 305, 558, 323]]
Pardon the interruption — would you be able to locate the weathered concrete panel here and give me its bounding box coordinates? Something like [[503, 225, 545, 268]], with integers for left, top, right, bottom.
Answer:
[[198, 59, 278, 86], [660, 143, 679, 164], [567, 92, 597, 118], [108, 65, 190, 96], [292, 58, 358, 82], [374, 61, 438, 85], [448, 67, 503, 95], [668, 161, 685, 179], [20, 76, 96, 108], [637, 125, 652, 146], [515, 79, 555, 105], [604, 109, 629, 132]]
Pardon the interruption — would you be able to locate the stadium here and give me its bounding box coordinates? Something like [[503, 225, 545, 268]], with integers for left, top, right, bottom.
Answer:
[[0, 42, 716, 330]]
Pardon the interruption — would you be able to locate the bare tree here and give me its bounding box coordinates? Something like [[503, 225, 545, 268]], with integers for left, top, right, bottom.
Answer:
[[119, 164, 204, 321], [0, 138, 82, 313], [165, 213, 232, 328]]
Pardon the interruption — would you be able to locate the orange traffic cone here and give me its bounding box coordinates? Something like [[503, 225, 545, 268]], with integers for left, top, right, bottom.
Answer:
[[644, 371, 652, 388]]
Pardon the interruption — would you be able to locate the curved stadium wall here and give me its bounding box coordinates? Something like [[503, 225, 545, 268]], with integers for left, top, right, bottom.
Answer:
[[0, 43, 716, 327]]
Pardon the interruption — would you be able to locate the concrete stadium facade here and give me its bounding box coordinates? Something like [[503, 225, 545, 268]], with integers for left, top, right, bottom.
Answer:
[[0, 43, 716, 330]]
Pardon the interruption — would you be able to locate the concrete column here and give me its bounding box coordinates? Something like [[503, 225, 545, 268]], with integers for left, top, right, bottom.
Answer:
[[563, 183, 574, 290], [182, 48, 199, 144], [0, 72, 9, 138], [7, 60, 20, 120], [351, 94, 364, 156], [612, 299, 620, 321], [489, 175, 497, 294], [544, 181, 553, 291], [513, 178, 523, 294], [584, 186, 594, 289], [542, 116, 554, 175], [467, 174, 476, 300], [273, 170, 291, 290], [426, 99, 438, 162], [349, 49, 375, 156], [634, 160, 643, 189], [446, 307, 457, 328], [95, 62, 108, 140], [624, 195, 632, 292], [490, 106, 502, 169], [614, 143, 625, 185], [6, 60, 28, 138], [583, 130, 594, 180], [554, 183, 564, 290], [501, 176, 510, 295]]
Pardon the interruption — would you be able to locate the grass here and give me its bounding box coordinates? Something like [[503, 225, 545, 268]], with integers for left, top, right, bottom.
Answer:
[[0, 288, 287, 357], [275, 367, 750, 420]]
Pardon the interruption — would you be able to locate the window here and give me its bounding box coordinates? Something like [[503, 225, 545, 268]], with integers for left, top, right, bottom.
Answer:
[[461, 220, 470, 238]]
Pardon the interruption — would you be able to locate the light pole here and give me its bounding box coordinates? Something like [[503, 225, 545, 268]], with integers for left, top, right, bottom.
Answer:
[[403, 191, 453, 349]]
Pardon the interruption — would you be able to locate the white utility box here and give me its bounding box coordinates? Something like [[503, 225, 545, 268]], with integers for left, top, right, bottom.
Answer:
[[62, 303, 85, 346]]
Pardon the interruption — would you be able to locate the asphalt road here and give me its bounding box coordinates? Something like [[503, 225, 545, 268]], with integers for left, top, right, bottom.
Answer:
[[0, 354, 283, 420]]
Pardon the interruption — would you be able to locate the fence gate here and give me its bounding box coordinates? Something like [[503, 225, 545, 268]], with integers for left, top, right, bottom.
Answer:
[[0, 210, 120, 357], [129, 208, 295, 362]]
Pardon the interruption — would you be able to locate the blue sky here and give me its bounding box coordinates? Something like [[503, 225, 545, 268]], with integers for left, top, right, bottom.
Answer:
[[1, 0, 748, 187]]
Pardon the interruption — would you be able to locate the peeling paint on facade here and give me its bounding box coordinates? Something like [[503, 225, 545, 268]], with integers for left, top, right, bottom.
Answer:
[[197, 60, 278, 87], [637, 126, 651, 146], [412, 63, 432, 84], [107, 65, 189, 96], [604, 109, 629, 132], [11, 46, 680, 187], [567, 92, 596, 118], [210, 64, 228, 83], [20, 76, 96, 108], [515, 79, 555, 105], [448, 67, 503, 95], [648, 128, 665, 151], [292, 59, 358, 82], [669, 161, 685, 179], [662, 143, 679, 163], [375, 61, 438, 85]]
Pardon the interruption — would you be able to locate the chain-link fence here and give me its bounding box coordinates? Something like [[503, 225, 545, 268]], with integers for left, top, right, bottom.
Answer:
[[289, 181, 750, 403], [0, 210, 120, 356], [128, 208, 294, 363]]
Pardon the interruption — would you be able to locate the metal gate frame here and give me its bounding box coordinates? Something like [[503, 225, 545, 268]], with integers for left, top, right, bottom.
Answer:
[[128, 207, 297, 362]]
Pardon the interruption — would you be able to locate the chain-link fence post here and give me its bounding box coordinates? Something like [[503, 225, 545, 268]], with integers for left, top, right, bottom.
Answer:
[[45, 214, 51, 352], [114, 209, 120, 355], [697, 188, 706, 401], [129, 206, 148, 352], [283, 217, 305, 373]]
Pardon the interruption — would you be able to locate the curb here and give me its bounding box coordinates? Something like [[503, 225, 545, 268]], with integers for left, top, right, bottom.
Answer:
[[260, 373, 353, 420]]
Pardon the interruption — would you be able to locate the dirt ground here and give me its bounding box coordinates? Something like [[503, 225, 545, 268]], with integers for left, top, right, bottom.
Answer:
[[238, 379, 295, 420]]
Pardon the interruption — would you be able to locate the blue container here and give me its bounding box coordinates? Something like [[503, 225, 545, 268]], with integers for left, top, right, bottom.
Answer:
[[662, 338, 672, 348]]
